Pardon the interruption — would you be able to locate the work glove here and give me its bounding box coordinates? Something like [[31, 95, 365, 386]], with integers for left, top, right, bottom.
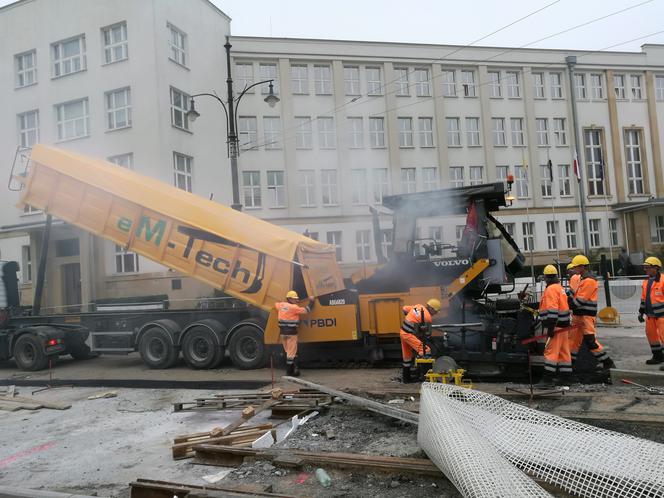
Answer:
[[546, 325, 555, 339], [638, 314, 645, 323], [565, 289, 573, 298]]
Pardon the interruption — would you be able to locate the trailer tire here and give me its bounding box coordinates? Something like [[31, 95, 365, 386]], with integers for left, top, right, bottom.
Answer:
[[182, 326, 224, 369], [139, 327, 178, 369], [228, 325, 266, 370], [13, 334, 49, 371]]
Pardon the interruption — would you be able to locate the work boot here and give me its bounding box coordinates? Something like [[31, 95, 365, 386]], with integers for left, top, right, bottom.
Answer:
[[646, 351, 664, 365], [402, 366, 417, 384], [602, 358, 616, 370], [534, 371, 555, 389], [292, 360, 301, 377], [286, 362, 295, 376], [555, 372, 573, 386]]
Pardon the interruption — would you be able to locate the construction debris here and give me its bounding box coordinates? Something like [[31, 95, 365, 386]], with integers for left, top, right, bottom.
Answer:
[[86, 390, 118, 400], [0, 395, 71, 411]]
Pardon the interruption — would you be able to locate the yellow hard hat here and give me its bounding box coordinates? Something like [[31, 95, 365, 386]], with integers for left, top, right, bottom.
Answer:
[[543, 264, 558, 275], [644, 256, 662, 268], [286, 290, 299, 299], [566, 263, 574, 270], [426, 298, 442, 312], [571, 254, 590, 267]]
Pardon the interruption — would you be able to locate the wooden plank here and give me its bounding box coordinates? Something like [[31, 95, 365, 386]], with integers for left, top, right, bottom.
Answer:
[[172, 429, 271, 460], [0, 395, 71, 410], [219, 399, 279, 436], [174, 423, 273, 444], [130, 479, 296, 498]]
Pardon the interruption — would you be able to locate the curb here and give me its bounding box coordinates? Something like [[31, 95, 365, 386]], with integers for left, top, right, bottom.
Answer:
[[611, 368, 664, 387], [0, 378, 269, 390], [0, 486, 102, 498]]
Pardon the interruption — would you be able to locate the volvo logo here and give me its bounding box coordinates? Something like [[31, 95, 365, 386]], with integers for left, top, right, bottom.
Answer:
[[433, 259, 471, 267]]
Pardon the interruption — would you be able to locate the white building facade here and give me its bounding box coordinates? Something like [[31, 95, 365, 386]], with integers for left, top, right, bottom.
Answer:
[[1, 0, 664, 311]]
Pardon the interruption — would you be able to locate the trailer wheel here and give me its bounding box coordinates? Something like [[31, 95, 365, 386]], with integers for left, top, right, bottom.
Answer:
[[228, 325, 266, 370], [139, 327, 178, 369], [13, 334, 48, 371], [182, 327, 223, 369]]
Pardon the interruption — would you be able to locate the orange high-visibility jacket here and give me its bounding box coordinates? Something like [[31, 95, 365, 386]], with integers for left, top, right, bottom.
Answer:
[[401, 305, 432, 335], [569, 273, 581, 293], [276, 301, 311, 334], [539, 283, 571, 327], [640, 273, 664, 318], [571, 275, 598, 317]]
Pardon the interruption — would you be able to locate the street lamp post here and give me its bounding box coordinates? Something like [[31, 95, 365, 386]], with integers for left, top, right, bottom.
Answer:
[[187, 36, 279, 211]]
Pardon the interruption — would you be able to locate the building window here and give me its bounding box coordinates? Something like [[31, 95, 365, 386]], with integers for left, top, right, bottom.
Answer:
[[372, 168, 389, 204], [238, 116, 258, 150], [546, 221, 558, 250], [108, 153, 133, 169], [344, 66, 360, 95], [590, 73, 603, 99], [532, 72, 545, 98], [259, 63, 279, 94], [446, 117, 461, 146], [167, 24, 186, 66], [267, 170, 285, 208], [290, 64, 309, 95], [461, 70, 476, 97], [442, 69, 456, 97], [515, 165, 529, 198], [656, 75, 664, 100], [18, 110, 39, 148], [469, 166, 483, 186], [314, 65, 332, 95], [347, 117, 363, 148], [535, 118, 548, 146], [398, 117, 413, 147], [540, 165, 553, 198], [449, 166, 464, 188], [589, 219, 601, 248], [625, 129, 644, 195], [356, 230, 371, 262], [553, 118, 567, 146], [558, 164, 572, 197], [366, 67, 383, 95], [115, 244, 139, 273], [170, 87, 190, 131], [306, 232, 319, 241], [503, 223, 515, 238], [522, 222, 534, 251], [105, 87, 131, 130], [566, 220, 577, 249], [318, 117, 336, 149], [466, 117, 481, 146], [455, 225, 465, 244], [423, 167, 438, 191], [609, 218, 618, 246], [173, 152, 192, 192], [52, 35, 86, 77], [614, 74, 626, 99], [656, 216, 664, 243], [102, 22, 128, 64], [401, 168, 416, 193], [496, 165, 509, 188], [327, 231, 343, 262], [414, 68, 431, 96], [631, 74, 643, 99], [584, 129, 605, 196], [242, 170, 261, 208], [492, 118, 506, 146], [419, 117, 434, 147], [15, 50, 37, 87], [235, 62, 254, 93], [298, 170, 316, 207], [263, 116, 281, 149], [488, 71, 501, 97], [294, 117, 312, 149], [395, 67, 409, 96], [510, 118, 524, 146], [381, 229, 393, 258], [506, 71, 520, 98], [55, 98, 89, 141], [21, 245, 32, 283], [574, 73, 586, 99], [321, 169, 339, 206], [351, 169, 367, 205], [550, 72, 563, 98], [369, 117, 386, 148]]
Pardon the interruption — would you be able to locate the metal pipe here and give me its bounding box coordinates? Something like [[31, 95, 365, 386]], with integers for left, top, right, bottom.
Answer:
[[225, 36, 241, 212]]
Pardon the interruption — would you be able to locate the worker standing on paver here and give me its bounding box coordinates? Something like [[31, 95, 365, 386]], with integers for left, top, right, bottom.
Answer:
[[276, 290, 314, 377], [638, 257, 664, 366], [400, 299, 441, 383], [536, 265, 572, 387], [568, 255, 616, 373]]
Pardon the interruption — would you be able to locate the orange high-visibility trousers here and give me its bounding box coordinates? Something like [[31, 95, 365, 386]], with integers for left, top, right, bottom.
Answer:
[[569, 315, 607, 363], [645, 317, 664, 354], [281, 335, 298, 362], [399, 330, 430, 364], [544, 328, 571, 374]]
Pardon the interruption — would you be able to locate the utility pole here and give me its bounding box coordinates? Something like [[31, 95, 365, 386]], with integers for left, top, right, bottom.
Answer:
[[225, 36, 241, 212]]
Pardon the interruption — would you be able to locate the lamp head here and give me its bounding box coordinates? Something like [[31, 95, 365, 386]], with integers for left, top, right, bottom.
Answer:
[[263, 81, 280, 108], [186, 98, 200, 122]]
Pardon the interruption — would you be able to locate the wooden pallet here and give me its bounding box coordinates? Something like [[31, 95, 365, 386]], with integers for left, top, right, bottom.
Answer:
[[173, 389, 330, 413], [129, 478, 297, 498]]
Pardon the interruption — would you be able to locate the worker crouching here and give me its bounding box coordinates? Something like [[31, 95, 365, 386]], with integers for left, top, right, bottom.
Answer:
[[400, 298, 441, 383], [638, 257, 664, 367], [276, 290, 314, 377], [536, 265, 572, 388]]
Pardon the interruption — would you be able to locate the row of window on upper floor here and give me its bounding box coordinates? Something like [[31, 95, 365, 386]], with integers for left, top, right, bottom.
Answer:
[[14, 21, 189, 88]]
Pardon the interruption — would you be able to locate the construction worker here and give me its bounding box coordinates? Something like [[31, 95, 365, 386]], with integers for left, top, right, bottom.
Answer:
[[400, 298, 441, 383], [638, 256, 664, 366], [536, 265, 572, 387], [568, 254, 615, 372], [276, 290, 314, 377]]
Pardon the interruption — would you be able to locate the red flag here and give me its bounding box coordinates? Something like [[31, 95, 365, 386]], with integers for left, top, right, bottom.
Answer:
[[573, 149, 581, 182]]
